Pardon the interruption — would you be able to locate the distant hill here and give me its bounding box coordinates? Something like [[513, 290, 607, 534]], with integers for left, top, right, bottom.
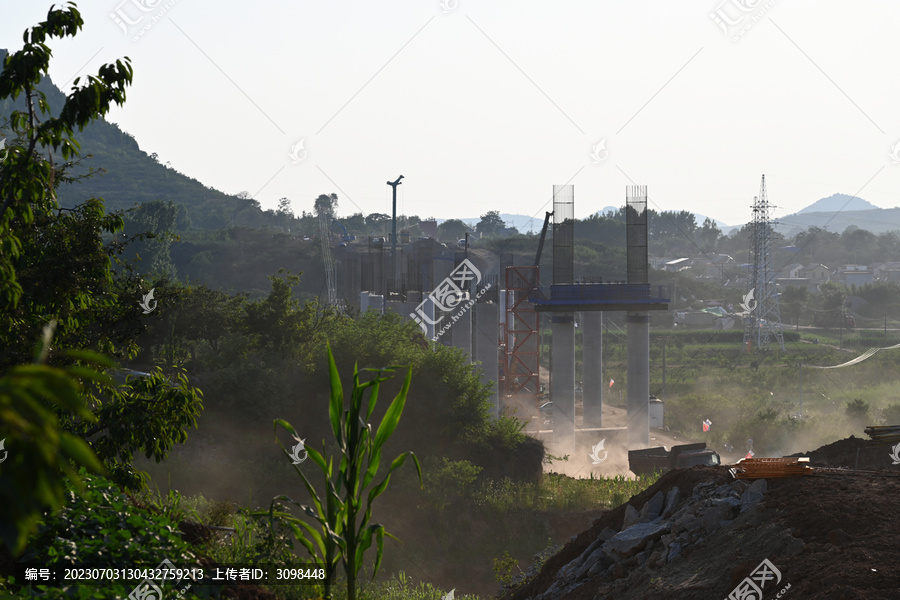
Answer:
[[797, 193, 877, 214], [0, 48, 262, 230], [775, 207, 900, 236], [770, 193, 900, 236]]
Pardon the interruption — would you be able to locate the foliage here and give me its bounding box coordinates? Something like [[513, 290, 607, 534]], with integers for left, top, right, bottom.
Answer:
[[492, 551, 523, 588], [314, 193, 338, 218], [258, 344, 422, 600], [0, 328, 108, 555], [58, 367, 204, 491], [438, 218, 471, 242], [476, 210, 511, 238], [0, 2, 132, 307], [845, 398, 871, 427], [9, 469, 200, 599], [119, 199, 181, 279], [422, 457, 482, 511], [367, 571, 484, 600]]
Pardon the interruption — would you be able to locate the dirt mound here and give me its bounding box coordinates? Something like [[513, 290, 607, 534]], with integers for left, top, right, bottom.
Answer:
[[788, 435, 897, 469], [502, 438, 900, 600]]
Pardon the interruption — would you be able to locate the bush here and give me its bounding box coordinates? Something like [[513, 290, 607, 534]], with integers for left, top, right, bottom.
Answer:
[[422, 457, 483, 511], [845, 398, 871, 427], [882, 403, 900, 425], [9, 469, 200, 599]]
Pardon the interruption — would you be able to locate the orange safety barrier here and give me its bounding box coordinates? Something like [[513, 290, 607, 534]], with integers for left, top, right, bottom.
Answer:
[[729, 457, 812, 480]]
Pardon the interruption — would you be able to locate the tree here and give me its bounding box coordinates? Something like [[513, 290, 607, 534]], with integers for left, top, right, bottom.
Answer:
[[121, 199, 179, 279], [0, 4, 204, 552], [476, 210, 505, 238], [0, 2, 133, 553], [697, 217, 722, 253], [277, 197, 294, 218], [438, 218, 470, 242], [365, 212, 390, 232], [314, 193, 338, 218], [780, 286, 809, 330], [816, 281, 847, 329]]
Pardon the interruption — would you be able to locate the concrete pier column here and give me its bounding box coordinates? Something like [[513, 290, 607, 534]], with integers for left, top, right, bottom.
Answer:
[[450, 302, 473, 361], [551, 313, 576, 449], [475, 302, 500, 418], [368, 294, 385, 315], [582, 311, 603, 428], [626, 312, 650, 449]]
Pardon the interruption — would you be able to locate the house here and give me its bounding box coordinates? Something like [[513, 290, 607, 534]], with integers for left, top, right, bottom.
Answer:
[[802, 264, 830, 283], [780, 263, 804, 279], [872, 262, 900, 281], [844, 270, 874, 287], [664, 257, 690, 272]]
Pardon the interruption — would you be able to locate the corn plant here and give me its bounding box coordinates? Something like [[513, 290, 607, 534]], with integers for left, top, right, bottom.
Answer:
[[261, 344, 422, 600]]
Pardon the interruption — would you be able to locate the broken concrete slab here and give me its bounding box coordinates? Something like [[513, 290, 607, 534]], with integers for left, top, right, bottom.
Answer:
[[662, 485, 681, 518], [603, 520, 672, 559]]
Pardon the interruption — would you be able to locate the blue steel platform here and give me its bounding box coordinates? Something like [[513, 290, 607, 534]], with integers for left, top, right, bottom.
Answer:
[[529, 283, 670, 312]]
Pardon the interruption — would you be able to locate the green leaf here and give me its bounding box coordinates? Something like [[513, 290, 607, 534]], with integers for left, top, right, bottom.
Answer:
[[372, 366, 412, 452], [58, 433, 104, 473], [327, 344, 343, 444]]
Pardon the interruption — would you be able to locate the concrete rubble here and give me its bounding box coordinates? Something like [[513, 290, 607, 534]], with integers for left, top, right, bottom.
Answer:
[[520, 477, 768, 600]]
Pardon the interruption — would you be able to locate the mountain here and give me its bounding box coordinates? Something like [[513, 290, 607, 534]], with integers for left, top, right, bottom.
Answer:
[[0, 49, 260, 230], [773, 194, 900, 236], [797, 193, 877, 214]]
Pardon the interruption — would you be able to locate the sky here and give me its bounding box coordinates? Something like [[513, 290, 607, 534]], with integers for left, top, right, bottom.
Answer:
[[3, 0, 900, 231]]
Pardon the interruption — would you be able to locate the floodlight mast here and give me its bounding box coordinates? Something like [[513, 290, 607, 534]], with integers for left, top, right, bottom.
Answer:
[[387, 175, 404, 276]]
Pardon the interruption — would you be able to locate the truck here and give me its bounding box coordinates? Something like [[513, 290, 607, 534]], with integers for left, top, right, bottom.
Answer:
[[628, 442, 721, 476]]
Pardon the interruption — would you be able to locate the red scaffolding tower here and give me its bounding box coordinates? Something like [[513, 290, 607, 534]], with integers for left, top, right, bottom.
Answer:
[[500, 265, 540, 410]]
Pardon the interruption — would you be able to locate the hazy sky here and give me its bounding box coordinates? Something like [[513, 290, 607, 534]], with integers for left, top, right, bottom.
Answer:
[[3, 1, 900, 230]]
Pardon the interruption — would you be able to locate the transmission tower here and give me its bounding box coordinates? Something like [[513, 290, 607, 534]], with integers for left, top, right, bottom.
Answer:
[[319, 212, 338, 308], [742, 174, 785, 351]]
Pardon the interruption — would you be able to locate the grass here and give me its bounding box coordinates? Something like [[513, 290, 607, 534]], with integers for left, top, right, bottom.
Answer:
[[471, 471, 660, 513]]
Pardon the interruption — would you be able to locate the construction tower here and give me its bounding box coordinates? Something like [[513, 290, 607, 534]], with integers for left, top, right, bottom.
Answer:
[[742, 175, 785, 351]]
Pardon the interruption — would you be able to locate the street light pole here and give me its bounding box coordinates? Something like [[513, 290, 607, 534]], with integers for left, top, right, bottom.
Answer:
[[387, 175, 404, 279]]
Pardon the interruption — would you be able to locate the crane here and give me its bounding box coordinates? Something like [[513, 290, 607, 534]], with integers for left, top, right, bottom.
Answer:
[[331, 218, 355, 243]]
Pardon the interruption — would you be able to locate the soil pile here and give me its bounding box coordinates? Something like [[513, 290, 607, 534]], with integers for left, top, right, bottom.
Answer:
[[787, 435, 896, 469], [502, 437, 900, 600]]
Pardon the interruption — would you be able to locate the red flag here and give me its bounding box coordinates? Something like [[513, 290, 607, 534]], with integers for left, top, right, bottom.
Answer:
[[745, 450, 755, 459], [702, 419, 711, 432], [609, 379, 615, 388]]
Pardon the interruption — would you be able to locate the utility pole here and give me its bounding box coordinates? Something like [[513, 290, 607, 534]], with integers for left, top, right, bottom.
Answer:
[[661, 337, 667, 400], [387, 175, 404, 279]]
